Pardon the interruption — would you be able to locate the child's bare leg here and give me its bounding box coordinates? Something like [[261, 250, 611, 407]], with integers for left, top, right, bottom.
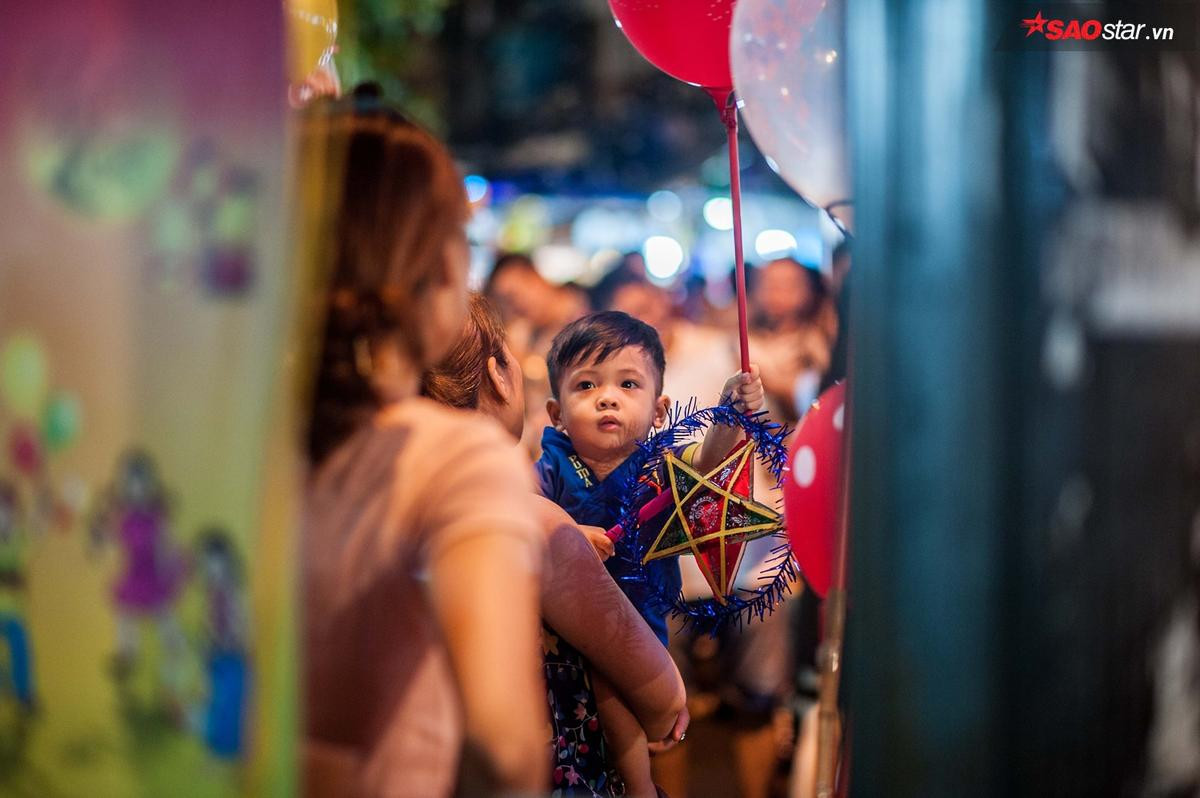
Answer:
[[594, 672, 656, 796], [650, 742, 688, 798]]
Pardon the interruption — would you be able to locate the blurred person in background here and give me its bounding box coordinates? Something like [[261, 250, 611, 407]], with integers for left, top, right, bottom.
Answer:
[[485, 251, 588, 459], [301, 94, 547, 798], [485, 251, 588, 359], [749, 258, 838, 424], [821, 239, 851, 391], [424, 293, 688, 796], [608, 277, 740, 409]]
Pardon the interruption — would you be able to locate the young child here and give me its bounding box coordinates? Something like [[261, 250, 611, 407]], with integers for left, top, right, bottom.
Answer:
[[536, 311, 764, 794], [536, 310, 765, 642]]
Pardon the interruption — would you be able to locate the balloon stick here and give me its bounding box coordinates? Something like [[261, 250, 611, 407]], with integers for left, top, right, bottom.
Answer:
[[707, 88, 752, 375]]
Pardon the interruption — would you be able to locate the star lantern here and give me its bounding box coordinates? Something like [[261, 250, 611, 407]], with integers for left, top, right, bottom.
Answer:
[[642, 440, 781, 603]]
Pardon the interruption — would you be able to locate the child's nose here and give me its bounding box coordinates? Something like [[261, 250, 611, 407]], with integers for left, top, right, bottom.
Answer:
[[596, 391, 619, 410]]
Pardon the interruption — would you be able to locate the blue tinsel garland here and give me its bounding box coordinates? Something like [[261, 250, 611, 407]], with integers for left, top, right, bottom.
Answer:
[[611, 399, 798, 634]]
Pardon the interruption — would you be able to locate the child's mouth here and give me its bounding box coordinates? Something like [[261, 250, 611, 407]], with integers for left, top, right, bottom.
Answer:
[[598, 416, 621, 432]]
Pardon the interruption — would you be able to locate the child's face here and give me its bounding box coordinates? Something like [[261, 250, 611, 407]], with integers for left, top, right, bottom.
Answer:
[[547, 345, 669, 462]]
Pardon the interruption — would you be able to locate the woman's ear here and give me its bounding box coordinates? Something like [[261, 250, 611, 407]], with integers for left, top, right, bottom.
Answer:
[[486, 355, 512, 403], [546, 397, 564, 432], [653, 394, 671, 429], [436, 234, 470, 288]]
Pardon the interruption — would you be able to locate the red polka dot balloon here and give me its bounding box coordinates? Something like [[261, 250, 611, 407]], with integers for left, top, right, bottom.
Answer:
[[783, 382, 845, 598]]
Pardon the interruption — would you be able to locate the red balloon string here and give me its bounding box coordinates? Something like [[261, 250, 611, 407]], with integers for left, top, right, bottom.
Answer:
[[708, 88, 752, 375]]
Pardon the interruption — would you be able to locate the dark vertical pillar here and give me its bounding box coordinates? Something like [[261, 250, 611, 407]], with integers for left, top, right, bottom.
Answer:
[[845, 2, 1200, 796], [845, 0, 1007, 794]]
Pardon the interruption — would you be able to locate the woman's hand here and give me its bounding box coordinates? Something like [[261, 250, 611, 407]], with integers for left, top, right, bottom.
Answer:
[[647, 706, 691, 754]]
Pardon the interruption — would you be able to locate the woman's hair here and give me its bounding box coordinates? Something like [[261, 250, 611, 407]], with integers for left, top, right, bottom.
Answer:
[[306, 86, 468, 464], [421, 294, 510, 409]]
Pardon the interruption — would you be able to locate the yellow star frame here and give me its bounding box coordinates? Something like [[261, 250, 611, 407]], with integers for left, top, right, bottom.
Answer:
[[642, 442, 781, 603]]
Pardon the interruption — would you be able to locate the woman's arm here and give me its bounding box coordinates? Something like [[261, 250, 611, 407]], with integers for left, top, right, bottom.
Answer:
[[430, 532, 547, 793], [535, 500, 685, 741], [420, 425, 551, 795]]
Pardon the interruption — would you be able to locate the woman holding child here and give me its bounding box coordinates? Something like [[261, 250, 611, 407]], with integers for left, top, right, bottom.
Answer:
[[300, 95, 547, 797], [301, 88, 696, 798], [425, 295, 765, 796], [424, 296, 688, 796]]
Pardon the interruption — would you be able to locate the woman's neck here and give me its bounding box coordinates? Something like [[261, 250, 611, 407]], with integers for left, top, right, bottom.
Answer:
[[370, 343, 422, 405]]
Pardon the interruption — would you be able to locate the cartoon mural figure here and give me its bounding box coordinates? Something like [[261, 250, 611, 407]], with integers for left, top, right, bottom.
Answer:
[[194, 527, 249, 759], [90, 451, 188, 716], [0, 481, 34, 713], [203, 167, 259, 297], [145, 140, 261, 299]]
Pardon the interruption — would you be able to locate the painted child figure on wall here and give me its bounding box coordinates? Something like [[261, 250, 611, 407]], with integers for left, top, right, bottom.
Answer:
[[89, 450, 188, 714], [0, 482, 35, 713], [194, 527, 249, 759]]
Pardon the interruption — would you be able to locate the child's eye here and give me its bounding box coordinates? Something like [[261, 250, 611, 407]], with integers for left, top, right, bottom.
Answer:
[[621, 380, 639, 389], [576, 380, 595, 390]]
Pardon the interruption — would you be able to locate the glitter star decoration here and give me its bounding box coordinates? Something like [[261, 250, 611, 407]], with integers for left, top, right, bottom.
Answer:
[[642, 440, 781, 603]]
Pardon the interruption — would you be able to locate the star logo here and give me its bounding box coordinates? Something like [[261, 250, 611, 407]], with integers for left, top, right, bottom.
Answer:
[[1021, 10, 1047, 37], [642, 441, 781, 603]]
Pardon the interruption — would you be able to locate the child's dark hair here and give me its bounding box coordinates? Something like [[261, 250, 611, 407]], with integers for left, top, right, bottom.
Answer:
[[546, 311, 665, 398]]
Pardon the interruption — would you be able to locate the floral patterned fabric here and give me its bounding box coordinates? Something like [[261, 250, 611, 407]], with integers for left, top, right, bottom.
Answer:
[[543, 625, 624, 797]]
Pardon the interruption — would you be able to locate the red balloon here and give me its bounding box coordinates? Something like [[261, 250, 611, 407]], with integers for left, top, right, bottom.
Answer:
[[608, 0, 737, 91], [9, 423, 43, 476], [783, 382, 845, 598]]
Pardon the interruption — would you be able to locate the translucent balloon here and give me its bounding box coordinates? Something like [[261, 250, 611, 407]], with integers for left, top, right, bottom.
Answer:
[[731, 0, 850, 222], [1, 334, 49, 418]]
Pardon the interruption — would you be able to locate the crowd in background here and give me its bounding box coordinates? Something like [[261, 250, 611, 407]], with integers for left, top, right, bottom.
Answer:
[[484, 247, 849, 461]]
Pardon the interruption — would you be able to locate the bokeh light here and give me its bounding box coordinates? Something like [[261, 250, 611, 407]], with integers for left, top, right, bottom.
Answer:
[[643, 235, 685, 281], [754, 228, 798, 259], [702, 197, 734, 231], [647, 189, 682, 222]]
